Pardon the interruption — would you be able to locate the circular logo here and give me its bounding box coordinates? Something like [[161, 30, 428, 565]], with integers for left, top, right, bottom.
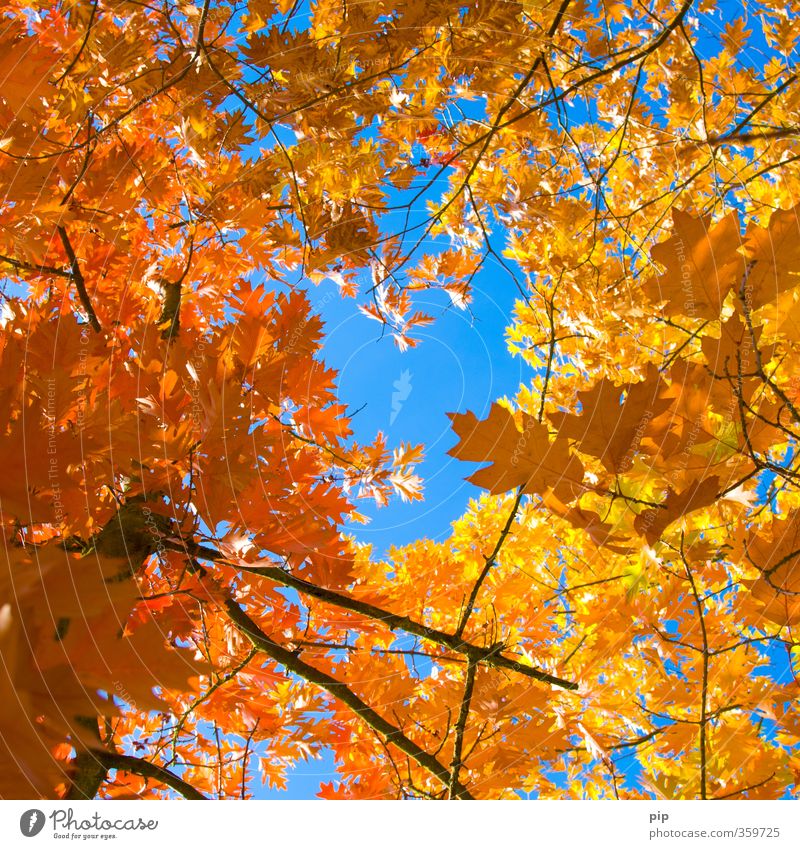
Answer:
[[19, 810, 46, 837]]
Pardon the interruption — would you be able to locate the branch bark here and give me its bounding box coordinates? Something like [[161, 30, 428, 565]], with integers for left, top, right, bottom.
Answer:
[[57, 225, 101, 332], [0, 253, 72, 278], [222, 597, 475, 799], [66, 749, 207, 800], [177, 541, 578, 690], [90, 750, 208, 800], [448, 661, 477, 799], [681, 534, 710, 800], [65, 750, 109, 800]]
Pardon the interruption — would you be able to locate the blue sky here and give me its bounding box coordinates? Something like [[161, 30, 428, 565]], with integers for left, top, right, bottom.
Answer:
[[308, 262, 528, 553]]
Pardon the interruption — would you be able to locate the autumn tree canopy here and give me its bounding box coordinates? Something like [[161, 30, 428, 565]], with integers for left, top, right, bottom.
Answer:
[[2, 0, 800, 800]]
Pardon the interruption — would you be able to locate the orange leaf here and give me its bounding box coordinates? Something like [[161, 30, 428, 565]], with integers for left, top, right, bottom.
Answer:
[[549, 365, 673, 475], [644, 210, 745, 319], [634, 476, 720, 544], [448, 403, 584, 501]]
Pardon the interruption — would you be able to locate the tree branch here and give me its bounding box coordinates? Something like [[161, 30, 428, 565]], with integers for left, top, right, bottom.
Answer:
[[222, 596, 475, 799], [176, 541, 578, 690], [454, 489, 523, 639], [90, 750, 208, 800], [448, 661, 477, 799], [65, 750, 109, 800], [57, 225, 101, 332], [0, 253, 72, 279], [681, 534, 710, 800]]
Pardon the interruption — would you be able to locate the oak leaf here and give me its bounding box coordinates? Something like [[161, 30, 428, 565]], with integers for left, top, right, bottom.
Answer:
[[643, 210, 746, 319], [448, 403, 584, 502], [633, 476, 720, 544], [743, 203, 800, 310], [548, 365, 673, 475]]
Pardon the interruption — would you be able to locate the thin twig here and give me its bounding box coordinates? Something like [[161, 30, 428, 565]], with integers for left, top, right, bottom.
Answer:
[[681, 534, 709, 800], [454, 489, 524, 639]]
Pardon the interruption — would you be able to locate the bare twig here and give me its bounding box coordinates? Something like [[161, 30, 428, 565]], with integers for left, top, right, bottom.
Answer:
[[454, 489, 524, 640]]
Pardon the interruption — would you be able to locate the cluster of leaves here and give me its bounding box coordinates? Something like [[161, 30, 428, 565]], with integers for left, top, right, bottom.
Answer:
[[1, 0, 800, 800]]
